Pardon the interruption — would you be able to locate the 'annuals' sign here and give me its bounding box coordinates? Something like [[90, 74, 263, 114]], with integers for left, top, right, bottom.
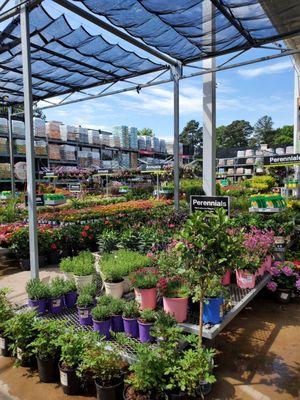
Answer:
[[190, 195, 230, 216]]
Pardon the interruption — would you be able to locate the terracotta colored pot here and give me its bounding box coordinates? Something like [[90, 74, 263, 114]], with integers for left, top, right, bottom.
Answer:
[[134, 287, 157, 310], [163, 297, 188, 323]]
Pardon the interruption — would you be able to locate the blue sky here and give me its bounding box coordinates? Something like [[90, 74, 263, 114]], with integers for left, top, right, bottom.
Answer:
[[2, 0, 294, 141]]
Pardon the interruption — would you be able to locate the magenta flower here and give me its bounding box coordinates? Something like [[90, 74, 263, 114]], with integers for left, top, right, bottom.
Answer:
[[269, 266, 280, 276], [267, 281, 277, 292], [296, 279, 300, 291], [282, 266, 293, 277]]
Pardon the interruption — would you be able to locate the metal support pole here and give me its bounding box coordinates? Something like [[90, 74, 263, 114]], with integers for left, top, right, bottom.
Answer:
[[172, 65, 182, 210], [7, 106, 15, 197], [202, 0, 216, 196], [20, 2, 39, 279], [293, 70, 300, 199]]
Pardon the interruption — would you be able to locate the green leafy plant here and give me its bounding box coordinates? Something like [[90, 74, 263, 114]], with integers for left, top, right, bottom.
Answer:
[[91, 305, 111, 321], [60, 257, 74, 273], [49, 277, 66, 298], [97, 295, 113, 306], [26, 279, 50, 300], [129, 267, 158, 289], [122, 301, 140, 319], [139, 309, 156, 323], [0, 288, 14, 332], [5, 310, 38, 364], [98, 230, 119, 253], [77, 293, 94, 308], [150, 310, 176, 340], [29, 319, 65, 361], [110, 298, 125, 315], [64, 279, 77, 293], [79, 282, 97, 297]]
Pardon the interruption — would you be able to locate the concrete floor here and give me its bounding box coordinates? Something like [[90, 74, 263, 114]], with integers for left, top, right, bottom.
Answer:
[[0, 257, 299, 400]]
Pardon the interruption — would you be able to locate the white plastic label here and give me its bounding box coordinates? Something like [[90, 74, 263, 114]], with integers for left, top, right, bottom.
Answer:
[[79, 309, 89, 318], [0, 338, 5, 350], [17, 347, 23, 360], [135, 292, 142, 305], [242, 275, 253, 283], [280, 292, 289, 300], [52, 299, 61, 307], [60, 371, 68, 386]]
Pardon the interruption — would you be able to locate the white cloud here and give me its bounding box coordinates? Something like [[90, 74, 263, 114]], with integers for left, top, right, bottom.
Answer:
[[237, 60, 292, 78]]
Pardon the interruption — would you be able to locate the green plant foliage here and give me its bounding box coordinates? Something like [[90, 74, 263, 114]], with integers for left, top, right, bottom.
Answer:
[[250, 175, 276, 192], [150, 310, 176, 340], [139, 309, 157, 323], [91, 305, 111, 321], [0, 288, 14, 332], [122, 301, 140, 319], [30, 319, 66, 361], [59, 257, 74, 273], [79, 282, 97, 297], [64, 279, 77, 293], [26, 279, 50, 300], [98, 230, 119, 254], [110, 298, 126, 316], [77, 293, 94, 308], [49, 277, 66, 298]]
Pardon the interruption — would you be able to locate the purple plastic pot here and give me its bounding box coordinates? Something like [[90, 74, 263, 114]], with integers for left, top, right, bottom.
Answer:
[[49, 296, 63, 314], [111, 315, 124, 333], [28, 298, 48, 315], [123, 317, 139, 338], [64, 291, 78, 308], [93, 319, 111, 340], [77, 307, 92, 325], [138, 320, 154, 343]]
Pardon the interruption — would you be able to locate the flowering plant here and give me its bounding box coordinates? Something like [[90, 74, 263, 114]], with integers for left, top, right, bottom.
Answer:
[[240, 228, 274, 273], [157, 276, 189, 298], [130, 267, 159, 289], [267, 261, 300, 292]]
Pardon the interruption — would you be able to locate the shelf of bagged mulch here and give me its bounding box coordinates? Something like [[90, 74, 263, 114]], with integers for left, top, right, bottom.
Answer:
[[179, 274, 271, 340]]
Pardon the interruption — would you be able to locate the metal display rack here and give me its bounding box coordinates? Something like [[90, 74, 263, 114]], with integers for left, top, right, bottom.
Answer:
[[179, 274, 271, 340]]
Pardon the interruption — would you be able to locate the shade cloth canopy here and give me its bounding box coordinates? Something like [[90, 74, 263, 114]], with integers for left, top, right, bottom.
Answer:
[[1, 0, 300, 104]]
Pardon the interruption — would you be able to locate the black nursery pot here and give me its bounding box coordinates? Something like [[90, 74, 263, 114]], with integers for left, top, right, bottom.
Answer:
[[19, 258, 30, 271], [168, 393, 189, 400], [59, 363, 80, 395], [95, 377, 124, 400], [47, 253, 60, 265], [37, 357, 59, 383]]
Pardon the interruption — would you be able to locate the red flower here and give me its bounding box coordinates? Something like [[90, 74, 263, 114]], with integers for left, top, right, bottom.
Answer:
[[89, 234, 94, 240], [104, 220, 109, 225], [81, 231, 88, 238], [51, 243, 57, 250], [84, 225, 90, 231], [168, 224, 175, 228]]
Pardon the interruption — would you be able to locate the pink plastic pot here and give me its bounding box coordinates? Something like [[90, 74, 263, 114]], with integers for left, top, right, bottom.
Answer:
[[236, 270, 256, 289], [256, 255, 272, 277], [163, 297, 188, 323], [221, 270, 231, 286], [134, 288, 157, 310]]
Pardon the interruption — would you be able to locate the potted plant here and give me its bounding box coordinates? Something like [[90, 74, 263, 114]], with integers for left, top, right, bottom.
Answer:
[[157, 276, 189, 323], [130, 267, 158, 310], [80, 281, 97, 300], [91, 304, 111, 339], [8, 227, 30, 270], [163, 346, 216, 399], [150, 310, 177, 343], [29, 319, 64, 383], [138, 309, 156, 343], [73, 253, 95, 289], [49, 277, 65, 314], [5, 310, 38, 367], [0, 288, 14, 357], [106, 297, 125, 333], [176, 209, 243, 345], [122, 301, 140, 338], [26, 278, 50, 315], [77, 292, 94, 325], [267, 261, 300, 303], [58, 328, 95, 395], [64, 279, 78, 308], [60, 256, 74, 280], [203, 278, 228, 325], [78, 345, 125, 400]]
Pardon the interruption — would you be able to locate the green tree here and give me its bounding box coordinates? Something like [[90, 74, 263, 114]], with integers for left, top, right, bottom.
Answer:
[[180, 120, 203, 153], [273, 125, 293, 145], [137, 128, 154, 137], [253, 115, 274, 145], [216, 120, 253, 149]]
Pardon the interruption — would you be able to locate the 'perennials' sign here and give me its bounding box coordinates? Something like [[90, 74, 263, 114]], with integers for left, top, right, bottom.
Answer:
[[190, 195, 230, 216]]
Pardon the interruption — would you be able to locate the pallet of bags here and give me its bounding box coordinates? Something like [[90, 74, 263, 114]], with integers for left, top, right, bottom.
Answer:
[[49, 144, 61, 160], [33, 118, 46, 137], [15, 139, 26, 154], [12, 120, 25, 137], [0, 163, 11, 179], [0, 138, 8, 154], [46, 121, 61, 140], [34, 140, 47, 156], [0, 118, 8, 134]]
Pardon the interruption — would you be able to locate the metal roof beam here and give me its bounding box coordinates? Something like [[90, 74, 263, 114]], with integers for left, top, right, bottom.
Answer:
[[210, 0, 255, 46], [52, 0, 179, 67], [0, 0, 41, 23]]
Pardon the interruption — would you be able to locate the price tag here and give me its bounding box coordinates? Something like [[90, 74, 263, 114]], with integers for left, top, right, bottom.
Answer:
[[0, 338, 6, 350], [79, 309, 89, 318], [60, 371, 68, 386], [52, 299, 61, 307], [280, 292, 289, 300]]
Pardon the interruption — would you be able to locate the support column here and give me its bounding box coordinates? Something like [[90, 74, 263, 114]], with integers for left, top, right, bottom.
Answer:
[[20, 3, 39, 279], [8, 106, 15, 197], [172, 65, 181, 210], [202, 0, 216, 196], [294, 71, 300, 199]]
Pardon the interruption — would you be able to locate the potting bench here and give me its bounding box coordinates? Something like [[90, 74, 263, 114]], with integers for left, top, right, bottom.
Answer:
[[179, 274, 271, 339]]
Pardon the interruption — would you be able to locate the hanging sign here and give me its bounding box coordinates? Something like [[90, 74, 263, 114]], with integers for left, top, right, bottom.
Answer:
[[264, 153, 300, 167], [190, 195, 230, 216], [25, 194, 44, 207], [68, 183, 81, 192], [141, 164, 163, 172]]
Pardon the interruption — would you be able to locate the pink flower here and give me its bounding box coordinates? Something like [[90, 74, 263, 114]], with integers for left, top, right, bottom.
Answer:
[[168, 224, 175, 228], [296, 279, 300, 291], [282, 266, 293, 276], [267, 281, 277, 292], [269, 266, 280, 276]]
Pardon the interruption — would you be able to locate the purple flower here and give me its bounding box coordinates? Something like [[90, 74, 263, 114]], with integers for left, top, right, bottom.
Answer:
[[282, 266, 293, 277], [267, 281, 277, 292], [269, 266, 280, 276], [296, 279, 300, 291]]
